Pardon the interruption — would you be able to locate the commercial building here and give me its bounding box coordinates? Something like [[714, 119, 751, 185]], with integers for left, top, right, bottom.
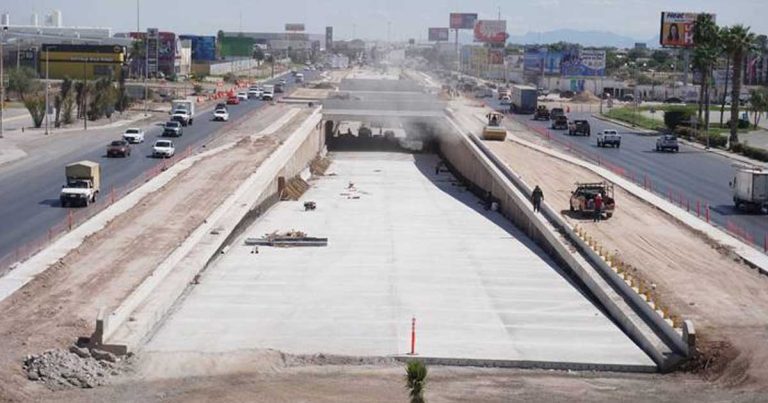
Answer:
[[123, 31, 181, 78], [179, 35, 217, 61], [219, 31, 323, 59], [39, 44, 126, 80]]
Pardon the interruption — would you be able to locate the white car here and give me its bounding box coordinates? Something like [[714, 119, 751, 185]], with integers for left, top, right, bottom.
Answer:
[[597, 130, 622, 148], [236, 91, 248, 101], [248, 87, 262, 98], [213, 108, 230, 121], [153, 139, 176, 158], [279, 79, 287, 86], [499, 95, 511, 105], [122, 128, 145, 144]]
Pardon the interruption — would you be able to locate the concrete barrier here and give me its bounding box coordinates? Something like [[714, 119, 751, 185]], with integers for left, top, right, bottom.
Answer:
[[99, 109, 325, 354], [440, 111, 688, 371]]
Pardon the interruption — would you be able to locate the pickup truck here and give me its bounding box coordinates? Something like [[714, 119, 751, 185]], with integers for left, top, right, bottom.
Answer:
[[568, 120, 591, 136], [153, 139, 176, 158], [60, 161, 100, 208], [597, 129, 621, 148], [122, 128, 145, 144], [569, 182, 616, 219], [550, 108, 565, 119], [106, 140, 132, 157], [163, 121, 183, 137], [248, 87, 262, 99], [551, 115, 568, 130], [655, 134, 679, 152], [262, 85, 275, 101]]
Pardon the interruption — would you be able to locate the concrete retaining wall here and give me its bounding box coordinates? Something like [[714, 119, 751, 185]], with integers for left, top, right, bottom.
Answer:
[[97, 109, 325, 354], [439, 112, 688, 371]]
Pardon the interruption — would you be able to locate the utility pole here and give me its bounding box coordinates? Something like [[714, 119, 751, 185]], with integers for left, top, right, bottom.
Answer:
[[44, 46, 53, 135], [1, 26, 6, 139], [83, 60, 88, 130]]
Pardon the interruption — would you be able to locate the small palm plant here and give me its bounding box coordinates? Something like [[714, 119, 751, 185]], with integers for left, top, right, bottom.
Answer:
[[405, 360, 428, 403]]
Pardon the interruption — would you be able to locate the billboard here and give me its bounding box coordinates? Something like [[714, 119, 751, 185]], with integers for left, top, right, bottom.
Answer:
[[561, 49, 606, 77], [473, 20, 507, 44], [488, 49, 504, 65], [326, 26, 333, 50], [543, 51, 562, 75], [523, 48, 545, 73], [428, 28, 450, 42], [449, 13, 478, 30], [659, 12, 715, 48], [285, 23, 305, 32]]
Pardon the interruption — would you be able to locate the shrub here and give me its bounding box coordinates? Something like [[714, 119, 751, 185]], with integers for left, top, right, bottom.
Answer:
[[732, 143, 768, 161], [23, 95, 46, 128], [726, 119, 751, 130], [405, 361, 428, 403], [673, 127, 727, 148], [664, 107, 694, 130], [193, 84, 204, 95]]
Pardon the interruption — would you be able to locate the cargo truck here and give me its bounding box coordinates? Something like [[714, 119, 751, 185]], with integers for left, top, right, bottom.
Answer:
[[60, 161, 100, 208], [509, 85, 537, 114], [170, 99, 195, 126], [731, 168, 768, 212]]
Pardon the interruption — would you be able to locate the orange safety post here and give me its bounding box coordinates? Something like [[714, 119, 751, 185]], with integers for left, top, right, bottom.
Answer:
[[68, 209, 73, 231], [705, 204, 710, 223], [409, 317, 417, 355]]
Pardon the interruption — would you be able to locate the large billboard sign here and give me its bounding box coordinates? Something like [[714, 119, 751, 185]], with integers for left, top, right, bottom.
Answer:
[[285, 23, 305, 32], [473, 20, 507, 44], [543, 51, 562, 75], [428, 28, 450, 42], [659, 12, 715, 48], [561, 49, 606, 77], [449, 13, 478, 30], [523, 48, 545, 73]]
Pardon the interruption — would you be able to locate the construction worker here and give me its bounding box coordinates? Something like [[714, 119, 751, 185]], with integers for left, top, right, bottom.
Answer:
[[531, 185, 544, 213], [593, 193, 603, 222]]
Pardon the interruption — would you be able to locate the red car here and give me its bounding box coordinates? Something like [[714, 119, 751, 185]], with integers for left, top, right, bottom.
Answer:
[[226, 96, 240, 105]]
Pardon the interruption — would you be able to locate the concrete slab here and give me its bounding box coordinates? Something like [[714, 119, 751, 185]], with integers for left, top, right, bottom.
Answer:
[[146, 152, 654, 369]]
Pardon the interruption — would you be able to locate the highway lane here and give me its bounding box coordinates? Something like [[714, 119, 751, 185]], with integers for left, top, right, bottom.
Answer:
[[0, 70, 318, 262], [484, 97, 768, 247]]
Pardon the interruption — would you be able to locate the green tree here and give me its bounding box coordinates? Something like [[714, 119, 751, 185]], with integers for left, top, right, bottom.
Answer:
[[54, 77, 74, 127], [88, 78, 117, 120], [7, 67, 40, 101], [723, 24, 757, 146], [24, 94, 46, 128], [405, 361, 428, 403], [253, 47, 265, 64], [748, 88, 768, 129], [692, 14, 722, 132]]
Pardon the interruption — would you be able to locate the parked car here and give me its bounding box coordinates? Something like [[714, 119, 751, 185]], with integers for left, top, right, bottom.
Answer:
[[236, 91, 248, 101], [162, 121, 183, 137], [551, 115, 568, 130], [152, 139, 175, 158], [569, 182, 616, 219], [213, 108, 230, 122], [655, 134, 680, 152], [106, 140, 132, 157], [597, 129, 621, 148], [568, 120, 591, 136], [227, 95, 240, 105], [122, 128, 145, 144]]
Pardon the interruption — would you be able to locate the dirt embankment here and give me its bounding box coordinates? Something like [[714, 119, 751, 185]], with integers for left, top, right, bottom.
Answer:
[[486, 138, 768, 390], [0, 119, 281, 401]]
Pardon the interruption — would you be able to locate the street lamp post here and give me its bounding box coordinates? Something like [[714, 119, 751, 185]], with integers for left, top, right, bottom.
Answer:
[[1, 26, 6, 139], [45, 45, 52, 135]]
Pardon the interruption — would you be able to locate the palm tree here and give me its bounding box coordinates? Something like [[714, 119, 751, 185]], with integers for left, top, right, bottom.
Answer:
[[405, 361, 428, 403], [723, 24, 757, 146], [692, 14, 721, 133]]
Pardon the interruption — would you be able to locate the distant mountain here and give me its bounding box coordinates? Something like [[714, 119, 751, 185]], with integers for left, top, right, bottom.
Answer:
[[465, 29, 658, 49]]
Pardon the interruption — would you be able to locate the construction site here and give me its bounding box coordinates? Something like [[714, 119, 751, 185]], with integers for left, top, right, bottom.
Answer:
[[1, 67, 768, 402]]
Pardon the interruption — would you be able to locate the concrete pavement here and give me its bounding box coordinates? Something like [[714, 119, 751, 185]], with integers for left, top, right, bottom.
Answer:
[[146, 152, 654, 370]]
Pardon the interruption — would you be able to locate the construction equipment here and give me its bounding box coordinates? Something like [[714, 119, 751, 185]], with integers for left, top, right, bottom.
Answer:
[[569, 182, 616, 218], [482, 112, 507, 141]]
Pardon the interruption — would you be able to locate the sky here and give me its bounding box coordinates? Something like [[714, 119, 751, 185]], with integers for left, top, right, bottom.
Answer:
[[3, 0, 768, 41]]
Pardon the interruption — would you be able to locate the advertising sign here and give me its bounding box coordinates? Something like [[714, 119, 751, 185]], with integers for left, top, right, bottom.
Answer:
[[488, 49, 504, 65], [450, 13, 478, 30], [285, 23, 306, 32], [428, 28, 450, 42], [561, 49, 606, 77], [326, 26, 333, 50], [523, 48, 544, 73], [471, 47, 488, 66], [473, 20, 507, 44], [659, 12, 715, 48], [543, 51, 562, 75]]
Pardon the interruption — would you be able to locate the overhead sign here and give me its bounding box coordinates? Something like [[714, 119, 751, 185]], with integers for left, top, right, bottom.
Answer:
[[285, 23, 305, 32], [659, 12, 715, 48], [428, 28, 450, 42], [449, 13, 478, 30], [561, 49, 606, 77], [473, 20, 507, 44], [523, 48, 545, 73], [543, 51, 562, 75]]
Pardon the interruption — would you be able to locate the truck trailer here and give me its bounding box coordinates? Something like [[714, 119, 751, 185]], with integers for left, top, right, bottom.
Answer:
[[509, 85, 537, 114], [60, 161, 101, 207], [732, 168, 768, 212]]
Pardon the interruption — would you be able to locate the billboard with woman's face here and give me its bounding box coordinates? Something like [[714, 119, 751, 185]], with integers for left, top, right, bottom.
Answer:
[[660, 12, 715, 48]]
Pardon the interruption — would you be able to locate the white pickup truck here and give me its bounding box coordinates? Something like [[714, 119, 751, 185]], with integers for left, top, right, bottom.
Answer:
[[597, 129, 622, 148]]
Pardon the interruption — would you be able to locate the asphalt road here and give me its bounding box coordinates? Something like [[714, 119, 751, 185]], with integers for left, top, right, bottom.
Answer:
[[484, 97, 768, 248], [0, 70, 318, 262]]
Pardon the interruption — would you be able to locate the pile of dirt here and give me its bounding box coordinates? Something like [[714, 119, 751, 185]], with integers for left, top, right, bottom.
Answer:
[[572, 90, 601, 103], [281, 352, 397, 367], [23, 346, 127, 390]]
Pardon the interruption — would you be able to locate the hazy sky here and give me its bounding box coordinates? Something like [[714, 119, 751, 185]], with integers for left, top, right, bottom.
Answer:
[[3, 0, 768, 41]]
